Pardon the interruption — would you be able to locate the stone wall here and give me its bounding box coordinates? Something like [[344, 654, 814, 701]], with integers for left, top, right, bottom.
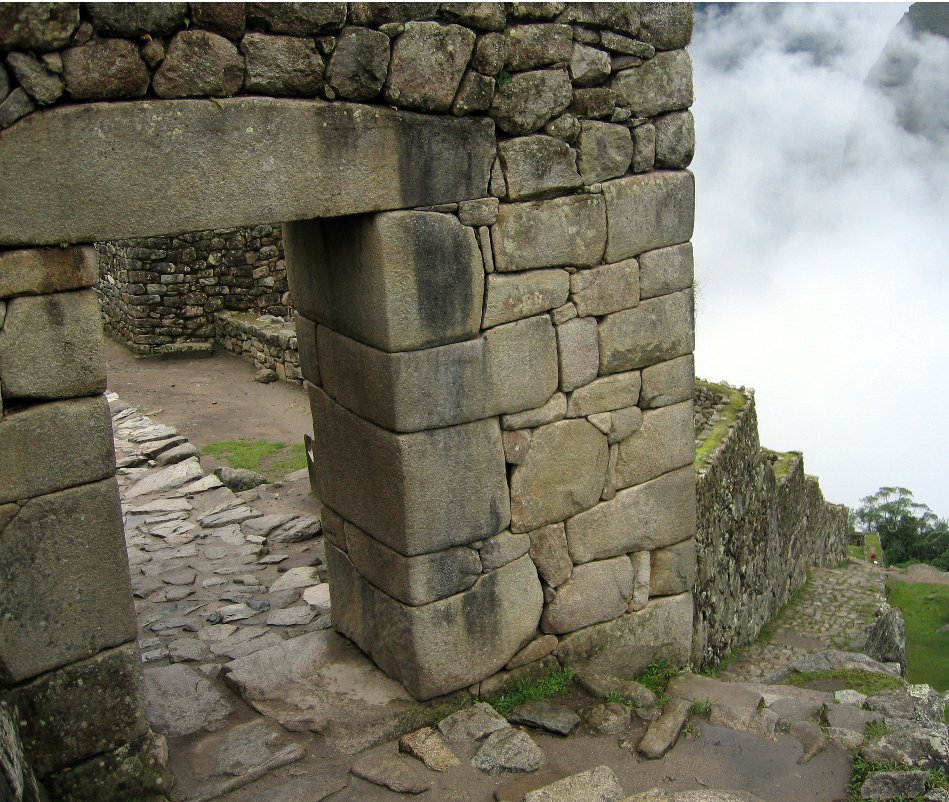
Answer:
[[95, 225, 288, 354], [692, 380, 849, 669], [217, 310, 302, 383]]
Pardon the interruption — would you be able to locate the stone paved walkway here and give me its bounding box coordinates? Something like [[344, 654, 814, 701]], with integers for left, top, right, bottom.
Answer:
[[721, 559, 887, 683]]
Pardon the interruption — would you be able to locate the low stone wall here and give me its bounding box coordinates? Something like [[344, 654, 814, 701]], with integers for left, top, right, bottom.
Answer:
[[692, 380, 849, 669], [217, 310, 302, 383]]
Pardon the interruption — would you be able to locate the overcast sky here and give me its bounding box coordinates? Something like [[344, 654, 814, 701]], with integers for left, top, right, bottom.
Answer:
[[689, 3, 949, 518]]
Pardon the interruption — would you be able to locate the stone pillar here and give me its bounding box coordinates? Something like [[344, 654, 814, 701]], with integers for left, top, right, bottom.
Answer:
[[0, 247, 169, 800]]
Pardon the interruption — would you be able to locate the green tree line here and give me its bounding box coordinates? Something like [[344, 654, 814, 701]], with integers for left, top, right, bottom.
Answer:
[[854, 486, 949, 570]]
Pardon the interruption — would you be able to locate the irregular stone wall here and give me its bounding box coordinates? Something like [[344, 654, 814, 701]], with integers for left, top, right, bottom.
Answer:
[[217, 310, 302, 383], [692, 381, 849, 669], [95, 225, 288, 354]]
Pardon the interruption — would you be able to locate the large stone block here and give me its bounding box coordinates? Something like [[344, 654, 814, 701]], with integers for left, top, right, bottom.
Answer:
[[317, 314, 557, 431], [483, 269, 570, 328], [8, 642, 149, 776], [326, 26, 391, 101], [0, 478, 135, 683], [576, 121, 633, 184], [556, 316, 599, 392], [294, 313, 320, 384], [490, 68, 572, 135], [345, 521, 482, 606], [598, 289, 693, 374], [570, 258, 639, 317], [246, 2, 346, 34], [0, 246, 97, 299], [565, 465, 696, 563], [498, 135, 582, 200], [328, 545, 543, 699], [510, 419, 608, 533], [655, 110, 695, 169], [638, 243, 693, 300], [286, 211, 483, 352], [0, 395, 115, 505], [640, 354, 694, 409], [638, 4, 694, 51], [384, 22, 475, 112], [610, 400, 694, 490], [610, 50, 693, 117], [492, 195, 606, 272], [240, 32, 325, 96], [541, 555, 634, 634], [504, 24, 574, 71], [0, 100, 495, 246], [555, 592, 693, 679], [309, 386, 510, 556], [602, 171, 694, 263], [153, 30, 244, 98], [565, 370, 640, 417], [61, 39, 150, 100], [650, 538, 696, 597], [86, 3, 186, 36], [0, 289, 105, 401]]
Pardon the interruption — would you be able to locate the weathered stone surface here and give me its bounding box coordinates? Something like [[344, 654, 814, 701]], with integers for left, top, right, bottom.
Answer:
[[637, 697, 690, 759], [503, 429, 532, 464], [504, 24, 572, 70], [153, 30, 244, 98], [510, 701, 580, 736], [864, 605, 907, 674], [269, 566, 320, 593], [480, 530, 531, 570], [325, 26, 391, 101], [0, 395, 114, 506], [330, 547, 543, 699], [294, 314, 320, 384], [493, 194, 606, 271], [399, 727, 460, 771], [569, 259, 638, 318], [383, 22, 474, 112], [144, 662, 233, 737], [510, 419, 608, 532], [600, 31, 653, 58], [583, 702, 632, 736], [566, 466, 696, 563], [575, 671, 657, 708], [566, 371, 640, 417], [291, 211, 482, 352], [602, 172, 695, 263], [490, 68, 572, 135], [241, 32, 325, 96], [544, 112, 580, 142], [541, 556, 634, 634], [191, 3, 246, 38], [472, 30, 509, 75], [523, 765, 624, 802], [638, 3, 695, 51], [501, 392, 566, 430], [655, 110, 695, 169], [528, 522, 572, 587], [641, 355, 694, 409], [639, 243, 693, 299], [0, 3, 79, 51], [576, 121, 633, 184], [452, 68, 496, 115], [650, 538, 696, 597], [271, 515, 321, 543], [506, 634, 559, 669], [317, 314, 557, 431], [125, 456, 204, 499], [570, 43, 611, 87], [86, 2, 185, 36], [611, 51, 693, 118], [246, 2, 346, 34], [611, 400, 694, 489], [0, 87, 34, 129], [498, 135, 582, 200], [348, 3, 439, 26], [438, 3, 506, 31], [632, 123, 656, 173], [472, 727, 544, 774], [266, 605, 316, 627], [215, 465, 267, 491], [588, 407, 643, 445], [599, 290, 693, 374], [860, 771, 929, 801], [458, 196, 499, 226], [0, 700, 42, 802], [61, 38, 150, 100], [10, 643, 149, 776], [556, 593, 693, 679], [5, 52, 63, 106], [556, 316, 599, 392], [569, 87, 617, 119], [437, 701, 509, 742], [630, 550, 653, 610]]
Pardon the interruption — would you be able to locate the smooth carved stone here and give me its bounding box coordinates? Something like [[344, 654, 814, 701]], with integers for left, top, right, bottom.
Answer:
[[630, 550, 650, 611], [566, 371, 640, 418], [576, 121, 633, 184], [318, 315, 557, 432], [650, 538, 697, 597], [556, 593, 694, 680], [556, 316, 599, 392], [501, 392, 566, 430], [61, 38, 149, 100], [346, 521, 482, 605], [0, 3, 79, 51], [329, 547, 543, 699], [570, 43, 611, 87], [498, 135, 582, 201], [0, 289, 105, 400], [241, 33, 325, 96], [506, 634, 559, 669], [504, 24, 573, 71], [598, 290, 693, 375], [493, 194, 606, 272], [472, 727, 544, 774], [610, 51, 694, 117], [290, 211, 483, 352], [326, 26, 391, 101], [153, 31, 244, 98], [587, 407, 643, 443], [528, 522, 572, 587], [541, 556, 633, 634], [570, 259, 639, 317], [639, 243, 694, 300], [452, 69, 496, 116], [246, 2, 347, 34], [479, 531, 531, 570], [611, 400, 694, 489], [399, 727, 460, 771], [311, 387, 510, 556], [5, 53, 63, 106], [632, 123, 656, 173], [191, 3, 246, 38], [641, 355, 695, 409], [523, 765, 625, 802], [86, 3, 186, 37], [437, 701, 509, 742], [602, 172, 695, 263], [566, 466, 696, 564], [384, 22, 475, 112], [510, 419, 608, 533], [484, 270, 570, 328], [490, 68, 572, 136], [655, 110, 695, 169]]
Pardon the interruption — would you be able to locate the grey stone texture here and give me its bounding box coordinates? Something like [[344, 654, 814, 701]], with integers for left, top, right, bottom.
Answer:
[[288, 210, 483, 352], [562, 3, 639, 34], [351, 751, 432, 794], [498, 135, 582, 200], [523, 765, 625, 802], [556, 315, 599, 392], [452, 68, 496, 115], [639, 243, 694, 299], [191, 3, 246, 38], [641, 354, 695, 409], [576, 121, 633, 184], [329, 546, 543, 699], [0, 289, 105, 401], [0, 395, 115, 506], [458, 196, 499, 226], [86, 2, 186, 37], [509, 700, 580, 736], [153, 30, 244, 98], [438, 701, 509, 742], [541, 556, 634, 634], [317, 314, 558, 431], [566, 370, 641, 417], [294, 314, 320, 384], [479, 530, 531, 570], [528, 522, 573, 587], [437, 3, 507, 31], [399, 727, 460, 771], [484, 270, 570, 328], [326, 26, 391, 101], [637, 697, 690, 759], [310, 387, 510, 556], [0, 87, 34, 129], [240, 33, 325, 96], [61, 39, 150, 100], [610, 400, 695, 489], [144, 662, 234, 737], [0, 246, 97, 299], [5, 52, 63, 106], [632, 122, 656, 173], [650, 538, 697, 596], [246, 2, 347, 34], [570, 86, 617, 119], [655, 110, 696, 169], [501, 391, 567, 430], [588, 406, 643, 444], [471, 727, 544, 774], [611, 50, 694, 117], [384, 22, 475, 112], [0, 478, 135, 683], [602, 172, 695, 263], [570, 43, 611, 87], [638, 3, 695, 51], [504, 24, 573, 70], [490, 68, 572, 135], [599, 289, 694, 374], [472, 31, 509, 75], [0, 3, 80, 51], [566, 465, 696, 563], [492, 194, 606, 271], [630, 550, 651, 610], [570, 258, 639, 317]]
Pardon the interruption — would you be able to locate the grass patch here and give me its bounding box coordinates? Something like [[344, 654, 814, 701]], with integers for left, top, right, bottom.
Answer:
[[694, 381, 749, 474], [605, 691, 639, 708], [782, 668, 904, 695], [886, 580, 949, 692], [202, 439, 307, 482], [689, 698, 712, 718], [636, 660, 680, 706], [848, 756, 908, 801], [484, 668, 574, 717], [864, 720, 889, 740], [771, 451, 801, 481], [864, 531, 884, 564]]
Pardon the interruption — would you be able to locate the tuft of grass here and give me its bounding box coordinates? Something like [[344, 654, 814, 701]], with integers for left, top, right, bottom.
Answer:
[[864, 720, 889, 740], [782, 668, 904, 696], [848, 756, 908, 802], [690, 698, 712, 718], [694, 381, 749, 474], [605, 691, 639, 708], [636, 660, 680, 707], [771, 451, 801, 481], [886, 580, 949, 692], [484, 668, 574, 717], [202, 439, 307, 481]]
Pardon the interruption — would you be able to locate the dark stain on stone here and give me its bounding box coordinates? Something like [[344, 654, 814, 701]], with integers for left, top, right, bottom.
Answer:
[[411, 214, 474, 340]]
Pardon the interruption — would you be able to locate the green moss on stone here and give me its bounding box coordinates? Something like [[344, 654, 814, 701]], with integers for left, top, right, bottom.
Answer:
[[694, 380, 749, 475]]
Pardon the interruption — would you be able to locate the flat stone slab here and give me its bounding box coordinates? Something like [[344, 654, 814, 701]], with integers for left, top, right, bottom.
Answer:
[[351, 750, 432, 794], [637, 697, 691, 759], [472, 727, 545, 774], [438, 702, 510, 743], [509, 701, 580, 736], [522, 764, 625, 801], [399, 727, 460, 771], [144, 663, 233, 737]]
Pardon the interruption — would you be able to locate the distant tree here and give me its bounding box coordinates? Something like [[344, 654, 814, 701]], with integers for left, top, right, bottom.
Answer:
[[855, 486, 949, 570]]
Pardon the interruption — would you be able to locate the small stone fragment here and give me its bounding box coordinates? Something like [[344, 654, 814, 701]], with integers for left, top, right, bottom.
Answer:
[[351, 751, 432, 794], [583, 702, 632, 735], [438, 702, 510, 742], [399, 727, 460, 771], [472, 727, 544, 774], [636, 697, 690, 759]]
